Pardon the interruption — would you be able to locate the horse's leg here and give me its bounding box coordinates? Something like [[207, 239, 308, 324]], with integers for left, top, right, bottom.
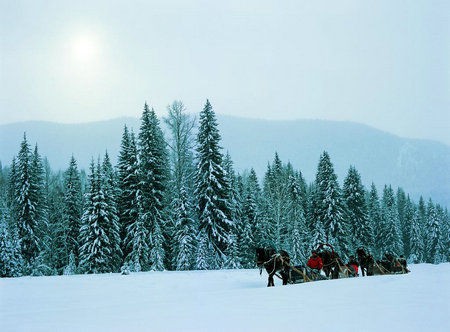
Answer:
[[268, 273, 274, 287], [332, 266, 339, 279]]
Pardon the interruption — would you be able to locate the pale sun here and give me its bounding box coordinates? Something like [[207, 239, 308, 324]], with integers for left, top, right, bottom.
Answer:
[[71, 34, 99, 64]]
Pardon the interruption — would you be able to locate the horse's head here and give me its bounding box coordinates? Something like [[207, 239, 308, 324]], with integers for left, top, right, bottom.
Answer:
[[279, 249, 290, 259], [356, 248, 366, 258], [317, 250, 331, 264], [255, 248, 265, 266], [255, 247, 276, 266]]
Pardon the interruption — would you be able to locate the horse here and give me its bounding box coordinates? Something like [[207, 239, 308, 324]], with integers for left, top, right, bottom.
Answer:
[[255, 248, 291, 287], [356, 248, 375, 276], [315, 247, 345, 279], [373, 253, 409, 275]]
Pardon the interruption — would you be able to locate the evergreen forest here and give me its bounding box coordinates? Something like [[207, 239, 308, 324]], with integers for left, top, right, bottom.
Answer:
[[1, 100, 449, 277]]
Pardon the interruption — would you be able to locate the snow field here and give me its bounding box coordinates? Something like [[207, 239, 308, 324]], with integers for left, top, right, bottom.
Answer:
[[1, 263, 449, 332]]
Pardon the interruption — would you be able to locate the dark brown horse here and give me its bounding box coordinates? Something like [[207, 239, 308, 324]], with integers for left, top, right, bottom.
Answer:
[[373, 253, 409, 275], [315, 243, 347, 279], [256, 248, 290, 287], [356, 247, 375, 276]]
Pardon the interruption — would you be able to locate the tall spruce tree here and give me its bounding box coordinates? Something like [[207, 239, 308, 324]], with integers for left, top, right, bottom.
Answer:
[[117, 128, 142, 268], [194, 100, 232, 268], [343, 166, 372, 252], [63, 156, 83, 265], [240, 168, 260, 267], [379, 185, 403, 256], [425, 199, 440, 263], [416, 197, 427, 258], [367, 183, 382, 257], [138, 103, 169, 271], [260, 163, 277, 248], [314, 151, 349, 257], [402, 195, 415, 259], [438, 207, 450, 262], [287, 172, 308, 264], [307, 183, 325, 248], [102, 152, 122, 271], [46, 171, 68, 274], [172, 186, 196, 270], [117, 125, 132, 254], [408, 201, 423, 263], [262, 153, 291, 250], [396, 188, 409, 257], [29, 147, 53, 275], [223, 153, 242, 269], [78, 160, 113, 274], [0, 200, 23, 277], [15, 134, 41, 271]]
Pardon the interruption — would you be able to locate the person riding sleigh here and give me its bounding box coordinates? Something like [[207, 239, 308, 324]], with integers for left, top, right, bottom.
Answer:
[[307, 251, 323, 271], [347, 255, 359, 276]]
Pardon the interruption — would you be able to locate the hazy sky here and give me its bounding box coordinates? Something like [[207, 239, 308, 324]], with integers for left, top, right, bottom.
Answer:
[[1, 0, 449, 144]]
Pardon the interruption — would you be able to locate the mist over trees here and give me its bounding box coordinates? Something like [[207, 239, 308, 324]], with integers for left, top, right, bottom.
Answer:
[[0, 100, 449, 277]]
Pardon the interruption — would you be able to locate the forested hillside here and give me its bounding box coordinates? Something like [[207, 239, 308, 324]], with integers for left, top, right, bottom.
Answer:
[[1, 101, 449, 277], [1, 115, 449, 208]]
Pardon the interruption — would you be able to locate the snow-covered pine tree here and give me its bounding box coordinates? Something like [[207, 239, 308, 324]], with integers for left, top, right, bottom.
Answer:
[[408, 201, 423, 263], [63, 156, 83, 266], [28, 146, 53, 276], [78, 159, 113, 274], [63, 252, 77, 275], [307, 183, 326, 249], [118, 129, 143, 270], [425, 199, 440, 264], [402, 195, 415, 259], [194, 100, 232, 269], [196, 229, 210, 270], [30, 145, 48, 241], [438, 207, 450, 262], [416, 197, 427, 260], [138, 103, 169, 271], [15, 134, 41, 272], [172, 186, 196, 270], [7, 158, 18, 223], [124, 198, 148, 272], [314, 151, 350, 257], [396, 188, 409, 257], [367, 183, 382, 257], [262, 153, 293, 250], [102, 151, 122, 271], [287, 172, 308, 264], [0, 201, 23, 277], [150, 219, 166, 271], [240, 168, 260, 267], [260, 163, 277, 248], [223, 152, 242, 269], [117, 125, 132, 256], [45, 171, 69, 273], [379, 185, 403, 256], [342, 166, 373, 253]]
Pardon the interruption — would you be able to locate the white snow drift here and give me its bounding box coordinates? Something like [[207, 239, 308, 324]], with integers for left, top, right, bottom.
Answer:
[[1, 263, 449, 332]]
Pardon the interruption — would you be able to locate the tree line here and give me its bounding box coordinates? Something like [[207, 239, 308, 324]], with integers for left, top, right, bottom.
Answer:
[[0, 100, 449, 277]]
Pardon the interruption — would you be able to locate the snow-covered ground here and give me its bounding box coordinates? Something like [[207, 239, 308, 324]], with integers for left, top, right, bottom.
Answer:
[[1, 263, 449, 332]]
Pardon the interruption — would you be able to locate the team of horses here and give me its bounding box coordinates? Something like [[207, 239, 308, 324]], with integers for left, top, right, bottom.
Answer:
[[256, 245, 409, 287]]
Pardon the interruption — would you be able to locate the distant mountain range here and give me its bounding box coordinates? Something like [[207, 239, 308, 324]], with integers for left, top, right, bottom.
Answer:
[[1, 116, 449, 207]]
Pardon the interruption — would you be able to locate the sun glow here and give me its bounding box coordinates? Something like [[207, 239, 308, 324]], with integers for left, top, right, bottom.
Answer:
[[71, 34, 99, 63]]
